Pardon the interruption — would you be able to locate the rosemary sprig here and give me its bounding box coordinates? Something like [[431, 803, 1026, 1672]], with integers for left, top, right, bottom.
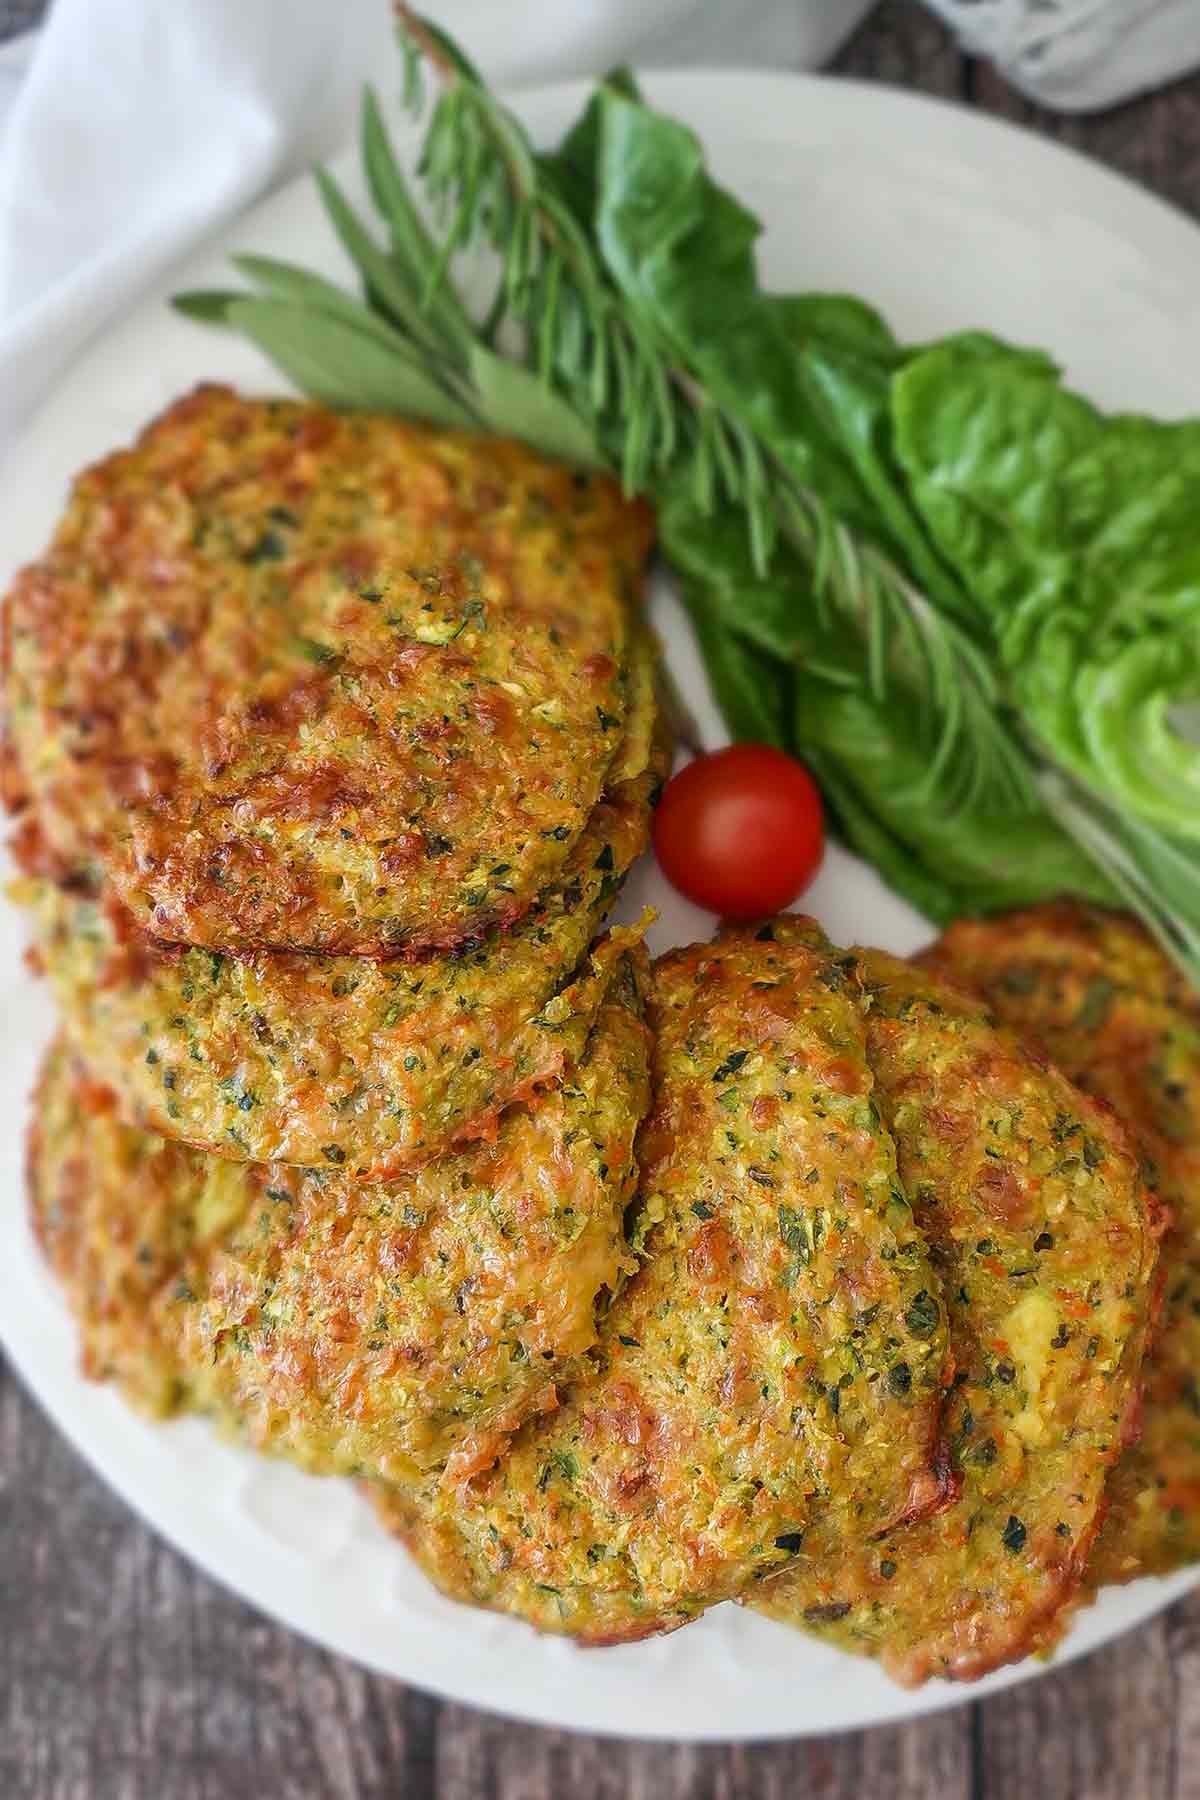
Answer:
[[391, 5, 776, 539], [775, 482, 1034, 820], [386, 9, 1018, 824]]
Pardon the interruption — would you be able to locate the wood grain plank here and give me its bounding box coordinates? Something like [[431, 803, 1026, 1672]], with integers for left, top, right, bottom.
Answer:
[[974, 1612, 1181, 1800], [0, 1354, 973, 1800], [0, 1362, 447, 1800], [1164, 1596, 1200, 1800], [430, 1695, 970, 1800], [832, 0, 961, 94]]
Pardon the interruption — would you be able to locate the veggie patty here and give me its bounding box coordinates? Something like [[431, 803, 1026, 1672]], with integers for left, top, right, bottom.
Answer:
[[17, 647, 668, 1175], [370, 922, 952, 1642], [3, 385, 652, 954], [749, 946, 1159, 1684], [28, 946, 651, 1484], [921, 903, 1200, 1584]]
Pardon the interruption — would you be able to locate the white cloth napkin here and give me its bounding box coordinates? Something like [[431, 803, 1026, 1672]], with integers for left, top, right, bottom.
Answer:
[[0, 0, 396, 452], [0, 0, 873, 461], [0, 31, 35, 143], [923, 0, 1200, 112]]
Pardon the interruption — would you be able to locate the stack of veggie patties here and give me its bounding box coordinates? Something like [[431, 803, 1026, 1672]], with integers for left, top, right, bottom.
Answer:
[[372, 916, 1161, 1675], [17, 826, 1167, 1681], [7, 385, 668, 1478]]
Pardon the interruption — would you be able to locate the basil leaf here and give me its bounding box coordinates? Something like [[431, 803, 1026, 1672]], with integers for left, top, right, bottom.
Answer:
[[539, 68, 641, 233], [768, 294, 900, 367], [802, 747, 966, 924], [677, 578, 791, 750], [795, 678, 1116, 916], [595, 95, 867, 528], [595, 91, 982, 628]]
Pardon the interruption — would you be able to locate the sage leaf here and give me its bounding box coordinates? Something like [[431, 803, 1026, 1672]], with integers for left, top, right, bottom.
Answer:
[[172, 290, 244, 324], [226, 297, 478, 427], [467, 342, 603, 469], [314, 164, 453, 363]]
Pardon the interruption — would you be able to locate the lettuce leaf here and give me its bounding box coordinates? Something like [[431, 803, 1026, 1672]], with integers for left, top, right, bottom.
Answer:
[[893, 341, 1200, 841]]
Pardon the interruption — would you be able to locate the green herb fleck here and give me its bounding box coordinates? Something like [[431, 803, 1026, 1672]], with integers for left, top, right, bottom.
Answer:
[[295, 635, 339, 665], [1001, 1515, 1027, 1553], [905, 1289, 940, 1340], [244, 528, 286, 563], [887, 1362, 912, 1397], [778, 1205, 810, 1263]]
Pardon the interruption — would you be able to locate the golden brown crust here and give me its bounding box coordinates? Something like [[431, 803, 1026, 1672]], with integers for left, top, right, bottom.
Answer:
[[28, 1046, 195, 1414], [748, 944, 1160, 1686], [5, 385, 653, 954], [372, 921, 952, 1642], [19, 736, 665, 1175], [28, 948, 652, 1481], [920, 903, 1200, 1585], [29, 867, 1163, 1678]]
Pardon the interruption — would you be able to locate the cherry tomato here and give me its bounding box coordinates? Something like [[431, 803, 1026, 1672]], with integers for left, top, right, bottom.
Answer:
[[653, 743, 824, 919]]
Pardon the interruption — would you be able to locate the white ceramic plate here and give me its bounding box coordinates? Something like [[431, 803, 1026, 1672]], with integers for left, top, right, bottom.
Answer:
[[2, 70, 1198, 1742]]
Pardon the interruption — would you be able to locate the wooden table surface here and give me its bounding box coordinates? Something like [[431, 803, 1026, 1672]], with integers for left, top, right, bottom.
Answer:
[[4, 3, 1200, 1795]]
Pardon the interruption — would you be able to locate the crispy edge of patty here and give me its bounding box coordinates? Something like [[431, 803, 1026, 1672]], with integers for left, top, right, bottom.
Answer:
[[4, 385, 654, 955], [28, 944, 653, 1483], [748, 946, 1160, 1686], [919, 902, 1200, 1585], [18, 692, 667, 1175], [369, 922, 953, 1644], [29, 1040, 203, 1416]]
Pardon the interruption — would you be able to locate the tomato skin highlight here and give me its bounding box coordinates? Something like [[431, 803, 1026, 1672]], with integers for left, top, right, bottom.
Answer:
[[652, 744, 825, 919]]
